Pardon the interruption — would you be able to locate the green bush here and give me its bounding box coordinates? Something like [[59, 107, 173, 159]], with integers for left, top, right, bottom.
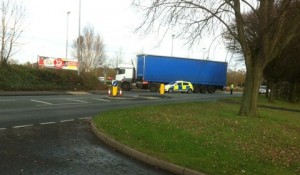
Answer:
[[0, 65, 102, 91]]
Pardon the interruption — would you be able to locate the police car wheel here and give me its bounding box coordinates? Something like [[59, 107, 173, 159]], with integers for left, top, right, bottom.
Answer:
[[168, 88, 173, 93], [187, 89, 192, 94]]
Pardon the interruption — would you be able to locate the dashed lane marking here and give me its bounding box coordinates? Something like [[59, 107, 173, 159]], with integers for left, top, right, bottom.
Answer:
[[60, 119, 75, 123], [65, 98, 89, 104], [78, 117, 92, 120], [31, 99, 53, 105], [12, 124, 34, 129], [0, 99, 16, 102], [2, 118, 91, 130], [40, 122, 56, 125], [92, 98, 111, 102]]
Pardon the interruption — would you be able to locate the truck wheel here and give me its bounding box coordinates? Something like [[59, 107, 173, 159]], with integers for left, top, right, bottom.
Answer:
[[207, 86, 215, 94], [168, 88, 173, 93], [149, 84, 158, 92], [121, 82, 131, 91], [200, 86, 207, 93], [187, 88, 192, 94]]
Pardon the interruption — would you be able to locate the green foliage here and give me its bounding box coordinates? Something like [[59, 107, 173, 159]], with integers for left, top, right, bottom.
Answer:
[[93, 99, 300, 175], [0, 65, 100, 91]]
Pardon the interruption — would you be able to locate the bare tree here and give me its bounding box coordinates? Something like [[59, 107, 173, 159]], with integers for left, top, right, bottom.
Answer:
[[0, 0, 25, 66], [72, 25, 106, 73], [109, 48, 124, 69], [132, 0, 300, 117]]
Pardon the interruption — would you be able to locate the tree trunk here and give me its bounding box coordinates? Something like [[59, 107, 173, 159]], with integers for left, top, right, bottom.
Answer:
[[289, 80, 297, 103], [268, 81, 277, 103], [239, 65, 263, 117]]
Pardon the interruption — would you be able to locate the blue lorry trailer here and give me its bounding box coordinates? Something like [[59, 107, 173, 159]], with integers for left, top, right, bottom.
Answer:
[[135, 54, 227, 93], [115, 54, 227, 93]]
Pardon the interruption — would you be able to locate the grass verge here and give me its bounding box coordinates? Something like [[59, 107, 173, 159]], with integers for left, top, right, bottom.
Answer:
[[92, 98, 300, 175]]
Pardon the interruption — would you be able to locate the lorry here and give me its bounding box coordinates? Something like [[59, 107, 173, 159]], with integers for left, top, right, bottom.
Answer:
[[115, 54, 227, 93]]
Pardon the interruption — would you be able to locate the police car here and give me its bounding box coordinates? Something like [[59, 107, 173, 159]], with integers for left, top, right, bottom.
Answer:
[[164, 81, 194, 94]]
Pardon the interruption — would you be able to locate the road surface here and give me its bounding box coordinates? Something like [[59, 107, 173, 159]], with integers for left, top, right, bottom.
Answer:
[[0, 90, 241, 174]]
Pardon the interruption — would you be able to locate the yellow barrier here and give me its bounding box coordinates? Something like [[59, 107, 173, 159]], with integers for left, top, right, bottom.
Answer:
[[112, 86, 118, 96], [160, 84, 165, 95]]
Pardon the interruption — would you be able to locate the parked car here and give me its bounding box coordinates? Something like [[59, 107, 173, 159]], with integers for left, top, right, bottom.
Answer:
[[164, 81, 194, 94], [259, 86, 267, 94], [98, 76, 114, 83], [98, 77, 105, 83]]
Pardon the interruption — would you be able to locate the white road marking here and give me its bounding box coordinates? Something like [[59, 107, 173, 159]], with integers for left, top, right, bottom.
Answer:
[[92, 98, 111, 102], [78, 117, 92, 120], [40, 122, 56, 125], [60, 119, 75, 123], [0, 128, 7, 131], [0, 99, 16, 102], [13, 124, 34, 129], [36, 103, 83, 107], [65, 98, 89, 103], [31, 100, 53, 105]]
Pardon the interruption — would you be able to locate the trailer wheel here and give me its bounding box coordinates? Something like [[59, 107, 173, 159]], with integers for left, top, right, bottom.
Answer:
[[136, 83, 142, 89], [121, 82, 131, 91], [199, 86, 207, 93], [149, 84, 158, 92], [193, 85, 200, 93], [207, 86, 215, 94]]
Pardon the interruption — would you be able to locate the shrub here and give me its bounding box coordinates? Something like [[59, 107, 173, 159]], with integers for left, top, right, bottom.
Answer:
[[0, 65, 103, 91]]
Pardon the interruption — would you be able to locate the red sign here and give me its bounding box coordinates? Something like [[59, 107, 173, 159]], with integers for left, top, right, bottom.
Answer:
[[38, 56, 78, 71], [54, 58, 63, 69]]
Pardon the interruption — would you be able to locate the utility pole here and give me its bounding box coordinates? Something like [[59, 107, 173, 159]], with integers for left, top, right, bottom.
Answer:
[[171, 34, 175, 56], [77, 0, 81, 76], [66, 11, 71, 59]]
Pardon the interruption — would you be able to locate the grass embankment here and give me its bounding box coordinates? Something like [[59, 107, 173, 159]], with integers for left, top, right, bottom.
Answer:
[[92, 97, 300, 175], [0, 64, 105, 91]]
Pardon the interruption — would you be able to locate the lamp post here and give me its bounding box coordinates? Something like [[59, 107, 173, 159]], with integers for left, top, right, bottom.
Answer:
[[66, 11, 71, 59], [171, 34, 175, 56], [202, 48, 206, 60], [77, 0, 81, 76]]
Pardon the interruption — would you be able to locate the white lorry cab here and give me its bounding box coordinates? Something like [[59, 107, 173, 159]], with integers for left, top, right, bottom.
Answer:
[[115, 64, 135, 91]]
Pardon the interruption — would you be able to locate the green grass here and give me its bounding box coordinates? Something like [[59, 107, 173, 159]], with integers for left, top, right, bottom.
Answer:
[[92, 98, 300, 175]]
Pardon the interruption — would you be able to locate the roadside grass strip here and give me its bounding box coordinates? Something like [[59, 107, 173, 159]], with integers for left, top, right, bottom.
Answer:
[[92, 98, 300, 175]]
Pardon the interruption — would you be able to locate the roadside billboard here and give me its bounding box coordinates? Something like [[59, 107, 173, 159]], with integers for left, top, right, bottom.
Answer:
[[38, 56, 78, 71]]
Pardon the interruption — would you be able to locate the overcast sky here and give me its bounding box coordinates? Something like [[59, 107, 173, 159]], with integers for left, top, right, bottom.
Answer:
[[16, 0, 229, 65]]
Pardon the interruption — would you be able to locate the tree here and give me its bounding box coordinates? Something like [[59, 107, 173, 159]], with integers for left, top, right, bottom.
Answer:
[[109, 48, 124, 69], [72, 25, 106, 73], [275, 36, 300, 103], [132, 0, 300, 117], [224, 1, 300, 103], [227, 69, 246, 87], [0, 0, 25, 66]]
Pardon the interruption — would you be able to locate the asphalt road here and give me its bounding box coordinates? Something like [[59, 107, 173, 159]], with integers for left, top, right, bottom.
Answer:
[[0, 90, 241, 175]]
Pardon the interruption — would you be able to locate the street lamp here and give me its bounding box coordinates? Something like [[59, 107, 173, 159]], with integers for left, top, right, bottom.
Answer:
[[77, 0, 81, 76], [171, 34, 175, 56], [66, 11, 71, 59], [202, 48, 207, 60]]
